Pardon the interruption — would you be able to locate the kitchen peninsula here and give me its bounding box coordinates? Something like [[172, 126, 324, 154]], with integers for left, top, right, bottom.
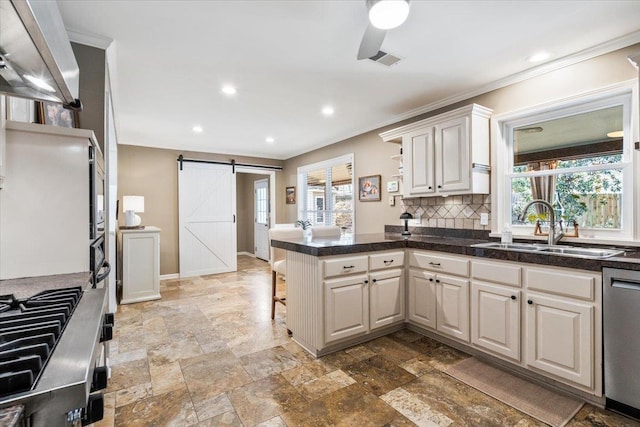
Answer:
[[271, 227, 640, 401]]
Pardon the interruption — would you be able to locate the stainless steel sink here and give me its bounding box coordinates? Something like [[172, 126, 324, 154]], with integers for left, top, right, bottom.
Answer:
[[471, 242, 624, 259], [537, 246, 624, 258]]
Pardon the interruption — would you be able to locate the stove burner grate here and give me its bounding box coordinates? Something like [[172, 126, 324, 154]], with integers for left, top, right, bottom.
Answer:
[[0, 287, 83, 398]]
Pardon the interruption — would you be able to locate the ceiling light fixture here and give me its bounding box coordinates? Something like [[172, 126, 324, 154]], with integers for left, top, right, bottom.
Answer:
[[527, 51, 551, 63], [368, 0, 410, 30], [322, 106, 335, 116], [607, 130, 624, 138], [266, 137, 275, 143], [23, 74, 56, 92], [192, 125, 203, 133], [221, 85, 237, 95]]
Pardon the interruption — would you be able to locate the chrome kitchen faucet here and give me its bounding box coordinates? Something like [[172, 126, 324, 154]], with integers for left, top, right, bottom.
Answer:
[[518, 199, 564, 245]]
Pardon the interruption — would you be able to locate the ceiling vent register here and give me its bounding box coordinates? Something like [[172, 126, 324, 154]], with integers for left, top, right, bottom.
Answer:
[[368, 50, 401, 66]]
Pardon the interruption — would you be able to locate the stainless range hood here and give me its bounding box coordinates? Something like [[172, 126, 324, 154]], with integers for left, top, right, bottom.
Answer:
[[0, 0, 81, 109]]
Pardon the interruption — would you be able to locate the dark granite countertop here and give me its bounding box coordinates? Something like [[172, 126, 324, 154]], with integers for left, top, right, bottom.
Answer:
[[271, 230, 640, 272], [0, 271, 93, 299]]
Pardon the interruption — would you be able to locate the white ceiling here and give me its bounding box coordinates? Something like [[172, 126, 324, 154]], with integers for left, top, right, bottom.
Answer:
[[56, 1, 640, 160]]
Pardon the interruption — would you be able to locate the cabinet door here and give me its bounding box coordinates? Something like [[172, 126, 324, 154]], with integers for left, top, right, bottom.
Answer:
[[121, 230, 161, 304], [471, 281, 520, 360], [324, 275, 369, 344], [407, 269, 437, 329], [402, 127, 435, 196], [370, 269, 404, 330], [436, 274, 470, 342], [525, 293, 593, 388], [435, 116, 469, 193]]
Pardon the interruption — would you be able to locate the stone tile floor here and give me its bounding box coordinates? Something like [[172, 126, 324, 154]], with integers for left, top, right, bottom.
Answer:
[[93, 256, 640, 427]]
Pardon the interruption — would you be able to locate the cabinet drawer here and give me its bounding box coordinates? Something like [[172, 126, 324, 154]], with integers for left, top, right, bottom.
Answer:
[[525, 267, 596, 301], [323, 255, 368, 278], [369, 251, 405, 271], [472, 260, 521, 288], [409, 251, 469, 277]]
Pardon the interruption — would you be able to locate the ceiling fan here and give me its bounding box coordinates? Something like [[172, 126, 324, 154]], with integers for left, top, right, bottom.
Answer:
[[357, 0, 410, 60]]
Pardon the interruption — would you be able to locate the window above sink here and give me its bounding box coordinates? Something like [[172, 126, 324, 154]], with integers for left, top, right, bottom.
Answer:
[[492, 83, 635, 242]]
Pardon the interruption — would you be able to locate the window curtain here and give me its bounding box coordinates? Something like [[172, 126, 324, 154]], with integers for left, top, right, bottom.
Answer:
[[528, 161, 557, 215]]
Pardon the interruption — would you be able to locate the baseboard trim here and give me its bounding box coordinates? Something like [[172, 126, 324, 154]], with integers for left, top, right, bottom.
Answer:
[[159, 273, 180, 280], [237, 251, 256, 257]]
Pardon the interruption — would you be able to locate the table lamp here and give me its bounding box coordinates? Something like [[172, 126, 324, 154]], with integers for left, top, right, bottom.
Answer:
[[400, 211, 413, 236], [123, 195, 144, 227]]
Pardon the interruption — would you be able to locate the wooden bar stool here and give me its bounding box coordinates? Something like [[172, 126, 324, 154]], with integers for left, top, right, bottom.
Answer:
[[268, 227, 304, 319]]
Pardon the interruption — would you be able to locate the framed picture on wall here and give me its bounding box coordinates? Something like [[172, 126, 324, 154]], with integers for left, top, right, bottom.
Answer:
[[358, 175, 381, 201], [36, 101, 78, 128], [286, 186, 296, 204]]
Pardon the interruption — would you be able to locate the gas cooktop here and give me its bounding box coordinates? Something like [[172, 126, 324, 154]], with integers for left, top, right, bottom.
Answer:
[[0, 287, 83, 397], [0, 283, 111, 427]]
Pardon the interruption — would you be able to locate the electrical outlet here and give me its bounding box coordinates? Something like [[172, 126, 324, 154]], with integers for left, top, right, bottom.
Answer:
[[389, 196, 395, 206], [411, 215, 422, 226], [480, 213, 489, 226]]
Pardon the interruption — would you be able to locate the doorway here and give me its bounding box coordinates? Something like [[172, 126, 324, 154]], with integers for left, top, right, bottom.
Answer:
[[254, 178, 270, 261], [235, 167, 276, 261]]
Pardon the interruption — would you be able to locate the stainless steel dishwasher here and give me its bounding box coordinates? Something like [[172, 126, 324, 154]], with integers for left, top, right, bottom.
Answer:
[[603, 267, 640, 419]]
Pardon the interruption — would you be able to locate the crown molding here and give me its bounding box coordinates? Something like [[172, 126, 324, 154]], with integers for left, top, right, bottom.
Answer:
[[67, 29, 113, 49]]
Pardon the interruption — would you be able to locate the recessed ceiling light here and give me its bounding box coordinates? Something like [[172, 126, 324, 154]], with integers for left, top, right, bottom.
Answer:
[[23, 74, 55, 92], [221, 85, 237, 95], [322, 106, 335, 116], [369, 0, 410, 30], [192, 125, 203, 133], [527, 51, 551, 63], [607, 130, 624, 138], [266, 137, 275, 143]]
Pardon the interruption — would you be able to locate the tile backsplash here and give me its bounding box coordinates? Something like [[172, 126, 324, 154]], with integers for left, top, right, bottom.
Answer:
[[400, 194, 491, 230]]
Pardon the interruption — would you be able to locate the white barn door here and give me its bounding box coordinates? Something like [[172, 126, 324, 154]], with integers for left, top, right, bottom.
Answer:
[[178, 162, 237, 278]]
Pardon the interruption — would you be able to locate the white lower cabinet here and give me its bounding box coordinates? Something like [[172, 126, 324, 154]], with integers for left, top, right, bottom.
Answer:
[[323, 252, 404, 345], [408, 268, 469, 343], [290, 247, 602, 396], [408, 269, 436, 329], [369, 269, 404, 330], [119, 227, 161, 304], [525, 292, 594, 388], [471, 281, 521, 360], [324, 274, 369, 343], [436, 274, 469, 342]]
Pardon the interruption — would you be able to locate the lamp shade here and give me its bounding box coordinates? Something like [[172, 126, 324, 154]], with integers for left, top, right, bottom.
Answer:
[[399, 211, 413, 220], [123, 195, 145, 213]]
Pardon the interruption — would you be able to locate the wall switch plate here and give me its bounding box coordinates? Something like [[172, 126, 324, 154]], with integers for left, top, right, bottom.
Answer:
[[389, 196, 395, 206], [480, 213, 489, 226]]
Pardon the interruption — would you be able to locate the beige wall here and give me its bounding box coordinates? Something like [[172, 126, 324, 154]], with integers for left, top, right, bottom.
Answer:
[[118, 145, 282, 275], [278, 44, 640, 233], [236, 173, 269, 254]]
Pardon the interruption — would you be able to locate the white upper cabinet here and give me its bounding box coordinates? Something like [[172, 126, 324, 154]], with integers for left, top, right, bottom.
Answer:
[[380, 104, 492, 198], [403, 127, 435, 194]]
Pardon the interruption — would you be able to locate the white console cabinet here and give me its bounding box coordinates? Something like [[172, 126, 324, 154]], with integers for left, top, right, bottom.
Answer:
[[118, 227, 161, 304]]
